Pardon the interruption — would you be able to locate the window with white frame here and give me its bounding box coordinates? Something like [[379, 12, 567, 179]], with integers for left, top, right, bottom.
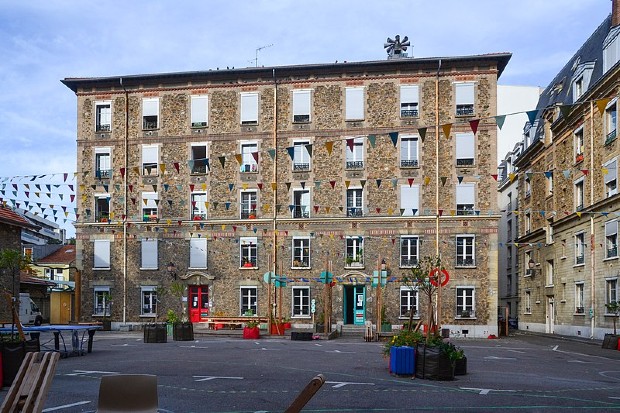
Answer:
[[400, 286, 419, 317], [400, 185, 419, 216], [94, 287, 110, 316], [456, 132, 475, 166], [142, 97, 159, 130], [240, 286, 258, 315], [292, 237, 310, 268], [400, 236, 419, 267], [400, 135, 419, 167], [190, 143, 208, 174], [240, 92, 259, 125], [525, 211, 531, 233], [546, 219, 554, 244], [546, 170, 553, 197], [240, 190, 257, 219], [525, 173, 531, 198], [95, 147, 111, 179], [240, 142, 258, 173], [574, 178, 584, 211], [524, 290, 532, 313], [606, 220, 619, 259], [604, 158, 618, 197], [400, 85, 419, 118], [292, 189, 310, 218], [189, 237, 208, 269], [456, 183, 475, 215], [95, 101, 111, 132], [240, 237, 258, 267], [345, 137, 364, 169], [142, 144, 159, 176], [142, 192, 158, 221], [606, 100, 617, 144], [141, 286, 158, 316], [346, 188, 363, 217], [345, 236, 364, 266], [574, 76, 584, 101], [604, 29, 620, 72], [606, 278, 618, 310], [141, 239, 158, 269], [45, 268, 64, 281], [455, 82, 475, 116], [574, 231, 585, 265], [456, 235, 475, 267], [191, 192, 207, 220], [94, 194, 110, 223], [546, 259, 554, 286], [345, 87, 364, 120], [456, 287, 475, 317], [525, 250, 533, 276], [293, 140, 311, 171], [575, 282, 585, 313], [93, 239, 111, 269], [292, 286, 310, 317], [191, 95, 208, 127], [574, 126, 584, 162], [292, 89, 311, 123]]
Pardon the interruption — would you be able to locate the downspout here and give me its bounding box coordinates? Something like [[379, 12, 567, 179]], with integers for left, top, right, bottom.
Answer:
[[589, 101, 595, 338], [435, 59, 442, 330], [120, 78, 129, 325], [271, 69, 278, 325]]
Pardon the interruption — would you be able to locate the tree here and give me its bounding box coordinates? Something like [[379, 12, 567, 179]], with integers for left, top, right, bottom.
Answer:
[[606, 301, 620, 335], [0, 248, 32, 335]]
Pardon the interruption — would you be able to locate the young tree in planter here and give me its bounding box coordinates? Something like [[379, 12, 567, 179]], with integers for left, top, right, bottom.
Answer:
[[606, 301, 620, 335], [0, 249, 33, 337]]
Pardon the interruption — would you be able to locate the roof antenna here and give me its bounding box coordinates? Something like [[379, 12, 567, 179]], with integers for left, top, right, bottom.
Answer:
[[250, 44, 274, 67]]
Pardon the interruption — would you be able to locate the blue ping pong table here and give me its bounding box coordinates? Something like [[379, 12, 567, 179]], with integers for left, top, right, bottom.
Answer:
[[0, 325, 101, 357]]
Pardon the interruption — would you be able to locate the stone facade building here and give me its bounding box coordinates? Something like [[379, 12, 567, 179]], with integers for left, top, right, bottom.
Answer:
[[515, 2, 620, 338], [62, 52, 510, 337]]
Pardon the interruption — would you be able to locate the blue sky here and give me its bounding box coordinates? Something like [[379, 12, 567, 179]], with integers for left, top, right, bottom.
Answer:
[[0, 0, 612, 236]]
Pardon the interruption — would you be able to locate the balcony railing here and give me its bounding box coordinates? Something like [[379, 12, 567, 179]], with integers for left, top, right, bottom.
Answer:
[[347, 207, 363, 217], [400, 257, 419, 267], [293, 163, 310, 172], [456, 105, 474, 116], [96, 124, 111, 132], [607, 246, 618, 258], [456, 158, 474, 166], [293, 114, 310, 123], [575, 307, 585, 314], [95, 169, 112, 179], [346, 161, 364, 170], [575, 255, 585, 265], [142, 117, 158, 130], [293, 208, 309, 219], [401, 109, 419, 118], [606, 129, 617, 145], [456, 257, 475, 267], [400, 159, 419, 168]]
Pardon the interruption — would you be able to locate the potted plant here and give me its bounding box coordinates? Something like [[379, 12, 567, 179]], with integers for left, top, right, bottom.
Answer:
[[248, 209, 257, 219], [144, 286, 168, 343], [243, 319, 260, 339], [242, 258, 254, 268], [101, 292, 112, 331], [169, 282, 194, 341], [383, 329, 423, 376], [282, 317, 292, 330], [603, 301, 620, 349], [415, 335, 464, 380], [381, 305, 392, 332]]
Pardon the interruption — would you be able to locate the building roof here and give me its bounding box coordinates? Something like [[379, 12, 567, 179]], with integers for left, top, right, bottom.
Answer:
[[20, 272, 56, 287], [0, 205, 37, 229], [61, 53, 512, 93], [37, 245, 76, 265]]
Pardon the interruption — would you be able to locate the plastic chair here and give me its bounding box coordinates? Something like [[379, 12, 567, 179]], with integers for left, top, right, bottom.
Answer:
[[96, 374, 158, 413]]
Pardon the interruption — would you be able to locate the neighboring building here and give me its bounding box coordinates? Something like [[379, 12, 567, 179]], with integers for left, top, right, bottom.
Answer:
[[33, 245, 77, 324], [62, 49, 510, 337], [17, 208, 67, 247], [515, 1, 620, 338]]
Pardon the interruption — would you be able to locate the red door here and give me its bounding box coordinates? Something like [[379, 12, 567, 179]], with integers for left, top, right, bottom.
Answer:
[[189, 286, 209, 322]]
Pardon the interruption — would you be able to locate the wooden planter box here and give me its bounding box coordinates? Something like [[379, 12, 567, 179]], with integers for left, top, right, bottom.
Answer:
[[173, 322, 194, 341], [144, 323, 167, 343], [270, 323, 285, 335], [455, 356, 467, 376], [1, 338, 40, 387], [243, 326, 260, 339], [602, 334, 619, 350]]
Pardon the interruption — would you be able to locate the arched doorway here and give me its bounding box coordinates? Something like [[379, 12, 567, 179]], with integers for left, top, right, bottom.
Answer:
[[341, 272, 368, 325], [184, 273, 214, 323]]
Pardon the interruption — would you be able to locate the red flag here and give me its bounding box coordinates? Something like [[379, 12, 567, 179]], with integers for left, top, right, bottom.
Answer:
[[330, 180, 336, 189], [408, 178, 414, 187], [491, 174, 498, 181], [469, 119, 480, 135]]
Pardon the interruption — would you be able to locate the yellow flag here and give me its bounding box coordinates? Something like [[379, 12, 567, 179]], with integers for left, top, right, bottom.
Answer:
[[325, 141, 334, 155], [442, 123, 452, 139], [596, 98, 611, 115]]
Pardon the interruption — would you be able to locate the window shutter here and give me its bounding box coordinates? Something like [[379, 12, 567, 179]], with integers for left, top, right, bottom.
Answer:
[[293, 90, 311, 116], [142, 145, 158, 164], [142, 98, 159, 117], [456, 83, 474, 105], [141, 239, 158, 269], [456, 133, 475, 159], [94, 240, 110, 268], [241, 93, 259, 123], [456, 184, 475, 205], [606, 221, 618, 237], [191, 95, 208, 124], [400, 85, 419, 104], [190, 238, 207, 268], [142, 192, 159, 209], [345, 87, 364, 120], [400, 185, 419, 216], [606, 160, 617, 183]]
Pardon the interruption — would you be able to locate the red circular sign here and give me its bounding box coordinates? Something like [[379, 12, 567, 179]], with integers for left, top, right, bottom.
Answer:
[[429, 268, 450, 287]]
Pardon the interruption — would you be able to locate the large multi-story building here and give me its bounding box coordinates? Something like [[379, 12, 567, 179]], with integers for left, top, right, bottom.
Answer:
[[62, 48, 510, 337], [515, 1, 620, 339]]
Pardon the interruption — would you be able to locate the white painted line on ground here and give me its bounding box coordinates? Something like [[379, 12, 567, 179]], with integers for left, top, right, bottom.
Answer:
[[461, 387, 517, 395], [42, 401, 91, 411], [506, 349, 526, 354], [179, 345, 209, 349], [327, 349, 355, 354], [193, 375, 243, 382], [66, 370, 118, 376], [326, 381, 375, 388], [552, 345, 559, 351], [483, 356, 517, 360]]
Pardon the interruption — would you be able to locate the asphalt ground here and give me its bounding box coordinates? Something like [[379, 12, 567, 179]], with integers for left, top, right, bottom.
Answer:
[[2, 330, 620, 412]]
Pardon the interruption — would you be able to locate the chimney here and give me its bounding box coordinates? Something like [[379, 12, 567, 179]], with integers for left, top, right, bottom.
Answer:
[[613, 0, 620, 27]]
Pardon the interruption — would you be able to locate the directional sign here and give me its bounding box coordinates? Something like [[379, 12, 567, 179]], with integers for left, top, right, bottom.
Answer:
[[320, 271, 333, 284], [263, 271, 276, 284]]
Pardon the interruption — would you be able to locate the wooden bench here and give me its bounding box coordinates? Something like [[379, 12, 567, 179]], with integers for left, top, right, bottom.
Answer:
[[203, 317, 268, 330]]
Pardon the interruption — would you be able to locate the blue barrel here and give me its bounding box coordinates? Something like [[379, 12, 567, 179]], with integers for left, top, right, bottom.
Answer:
[[390, 346, 415, 375]]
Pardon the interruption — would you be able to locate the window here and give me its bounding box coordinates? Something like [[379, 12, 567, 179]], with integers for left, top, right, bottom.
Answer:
[[142, 98, 159, 130], [604, 159, 618, 198], [574, 76, 584, 100], [605, 100, 617, 145], [400, 286, 419, 317], [95, 101, 111, 132], [292, 189, 310, 218], [400, 85, 419, 117], [191, 95, 208, 127], [525, 173, 531, 198], [95, 148, 111, 179], [456, 183, 475, 215], [346, 188, 363, 217], [400, 185, 419, 216], [606, 220, 618, 259], [293, 141, 311, 171], [240, 191, 257, 219], [524, 290, 532, 313], [525, 250, 533, 277], [604, 29, 620, 73], [345, 236, 364, 267], [574, 127, 584, 163], [240, 237, 258, 267], [141, 286, 157, 316], [574, 178, 584, 211], [190, 143, 208, 174], [456, 287, 475, 317], [94, 287, 110, 316], [400, 236, 419, 267], [345, 87, 364, 120], [575, 282, 585, 313], [240, 142, 258, 173], [400, 135, 419, 167], [606, 279, 618, 310], [93, 240, 111, 269], [574, 232, 585, 265], [94, 194, 110, 222], [507, 246, 513, 268], [456, 235, 475, 267], [546, 219, 554, 244], [292, 90, 311, 123], [456, 133, 475, 166], [345, 137, 364, 169], [191, 192, 207, 220], [292, 286, 310, 317], [142, 144, 159, 176], [141, 239, 158, 269], [292, 238, 310, 268], [546, 259, 554, 286], [455, 83, 475, 116], [142, 192, 158, 221], [546, 171, 553, 197], [525, 212, 531, 233], [240, 286, 258, 315], [240, 92, 259, 125], [189, 238, 208, 269], [45, 268, 64, 281]]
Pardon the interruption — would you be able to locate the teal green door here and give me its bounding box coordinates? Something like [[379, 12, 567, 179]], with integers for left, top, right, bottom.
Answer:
[[353, 286, 366, 325]]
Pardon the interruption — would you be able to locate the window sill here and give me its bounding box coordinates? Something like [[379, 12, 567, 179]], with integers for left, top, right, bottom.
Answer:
[[604, 313, 619, 317], [560, 300, 566, 303], [560, 256, 567, 260], [93, 267, 111, 271], [524, 312, 532, 315], [239, 266, 258, 270], [398, 316, 421, 320], [139, 314, 157, 318], [455, 265, 477, 269], [142, 128, 159, 132], [291, 315, 312, 319], [140, 267, 159, 271], [345, 264, 365, 270], [604, 256, 619, 262], [573, 313, 586, 316], [523, 274, 532, 278], [545, 284, 554, 288], [291, 120, 311, 125], [188, 267, 208, 270], [455, 317, 477, 320], [191, 124, 208, 128], [573, 263, 585, 268], [240, 122, 258, 126], [291, 266, 312, 270]]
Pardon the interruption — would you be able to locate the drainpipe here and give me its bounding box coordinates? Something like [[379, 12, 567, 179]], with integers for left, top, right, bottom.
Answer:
[[271, 69, 278, 327], [435, 59, 442, 331], [120, 77, 129, 325], [589, 101, 595, 338]]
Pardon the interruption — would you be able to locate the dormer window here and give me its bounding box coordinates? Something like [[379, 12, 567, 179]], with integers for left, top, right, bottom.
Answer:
[[604, 26, 620, 73], [571, 62, 594, 103]]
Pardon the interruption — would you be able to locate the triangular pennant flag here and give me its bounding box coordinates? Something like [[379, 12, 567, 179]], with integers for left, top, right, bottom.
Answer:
[[225, 202, 231, 210], [525, 172, 533, 180], [325, 206, 331, 213], [251, 152, 259, 163], [346, 138, 354, 151], [581, 169, 589, 176], [367, 135, 376, 148], [424, 176, 431, 186], [345, 180, 350, 189], [314, 205, 319, 213], [603, 167, 609, 175], [314, 181, 321, 190], [190, 184, 195, 192], [376, 179, 382, 188], [442, 123, 452, 139], [306, 144, 312, 157], [229, 183, 235, 192], [159, 164, 166, 174], [188, 160, 195, 171], [408, 178, 414, 187], [457, 176, 464, 184], [257, 182, 263, 190], [576, 211, 582, 218], [300, 181, 306, 189], [218, 156, 226, 168], [596, 98, 611, 115], [276, 204, 282, 213], [267, 149, 276, 159], [440, 177, 447, 186], [271, 182, 277, 191], [526, 109, 539, 125], [330, 180, 336, 189], [205, 158, 210, 171], [491, 174, 498, 181], [376, 207, 381, 213], [241, 183, 248, 190], [163, 184, 169, 192], [438, 209, 443, 217], [559, 104, 572, 118], [494, 115, 506, 130], [338, 206, 343, 212], [325, 141, 334, 155], [412, 209, 418, 216], [418, 127, 427, 142], [389, 132, 399, 147], [563, 170, 571, 179], [286, 146, 295, 160], [544, 171, 553, 179], [234, 154, 242, 164], [174, 162, 180, 173], [120, 168, 126, 178], [469, 119, 480, 135], [360, 180, 366, 188], [286, 182, 291, 191], [391, 178, 398, 188]]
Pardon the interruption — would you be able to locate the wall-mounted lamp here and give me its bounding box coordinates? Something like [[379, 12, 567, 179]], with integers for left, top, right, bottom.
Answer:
[[381, 258, 387, 271], [167, 262, 177, 280]]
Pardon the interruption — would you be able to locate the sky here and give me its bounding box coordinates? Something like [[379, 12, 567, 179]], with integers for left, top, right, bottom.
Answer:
[[0, 0, 613, 237]]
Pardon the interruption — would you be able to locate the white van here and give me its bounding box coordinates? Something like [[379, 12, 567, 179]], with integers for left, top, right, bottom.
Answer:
[[19, 292, 43, 326]]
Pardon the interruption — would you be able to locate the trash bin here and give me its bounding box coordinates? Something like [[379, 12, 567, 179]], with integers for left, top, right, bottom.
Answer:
[[441, 328, 450, 338], [390, 346, 415, 375]]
